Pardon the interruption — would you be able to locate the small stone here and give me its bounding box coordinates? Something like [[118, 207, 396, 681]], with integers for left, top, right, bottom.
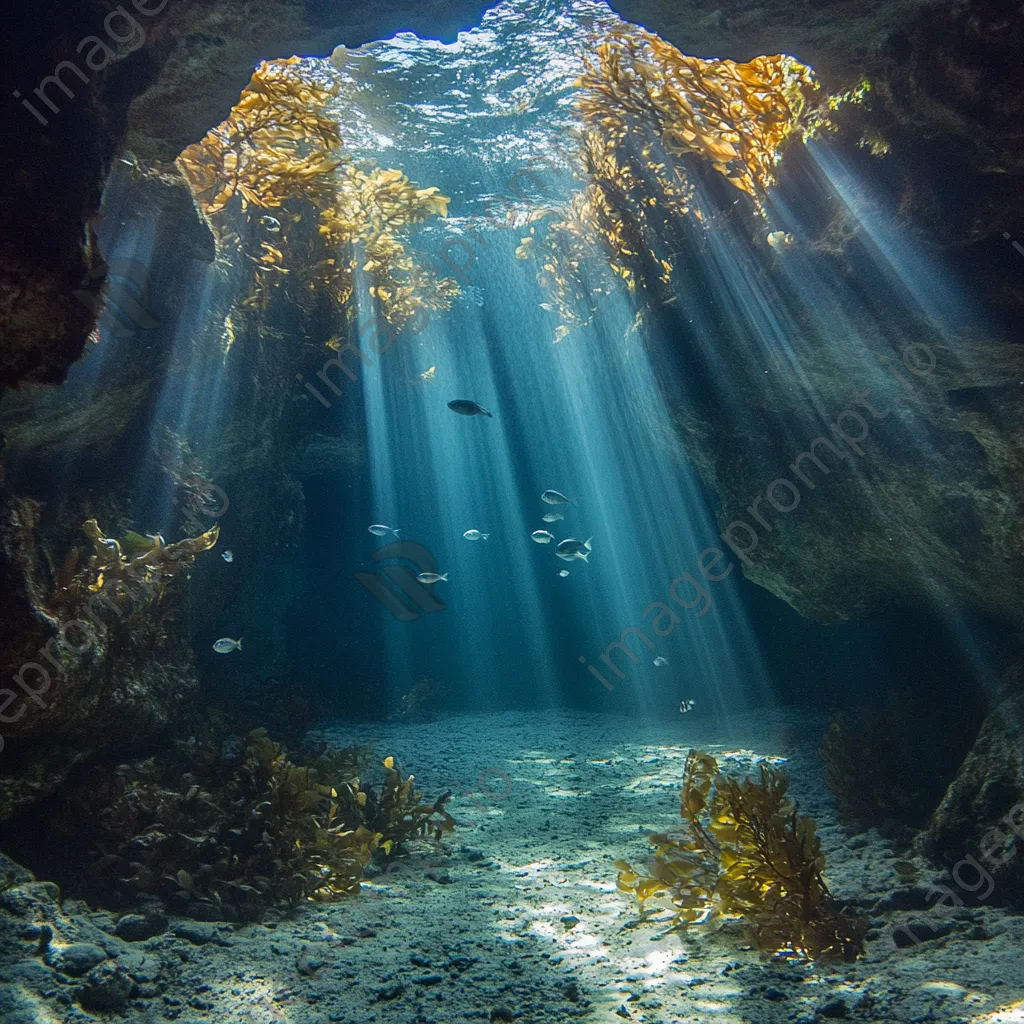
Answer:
[[818, 997, 849, 1018], [561, 916, 580, 929], [78, 963, 134, 1011], [763, 987, 787, 1001], [414, 973, 445, 986], [115, 911, 168, 942], [47, 943, 107, 977]]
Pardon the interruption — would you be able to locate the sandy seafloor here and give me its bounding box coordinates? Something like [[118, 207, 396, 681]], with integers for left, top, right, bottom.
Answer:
[[3, 709, 1024, 1024]]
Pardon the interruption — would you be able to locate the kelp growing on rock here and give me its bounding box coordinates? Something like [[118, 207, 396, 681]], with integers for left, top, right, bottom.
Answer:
[[176, 57, 343, 217], [615, 750, 867, 961], [52, 518, 219, 628], [517, 26, 863, 340], [175, 57, 459, 341]]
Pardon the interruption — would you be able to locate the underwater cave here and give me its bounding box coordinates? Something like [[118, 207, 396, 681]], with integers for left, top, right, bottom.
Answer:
[[1, 0, 1023, 1019]]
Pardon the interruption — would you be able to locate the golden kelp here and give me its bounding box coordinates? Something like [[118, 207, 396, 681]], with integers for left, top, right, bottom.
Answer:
[[577, 33, 827, 206], [520, 26, 853, 340], [62, 727, 454, 916], [177, 57, 342, 216], [176, 57, 459, 338], [517, 128, 689, 337], [308, 164, 460, 334], [615, 749, 868, 961]]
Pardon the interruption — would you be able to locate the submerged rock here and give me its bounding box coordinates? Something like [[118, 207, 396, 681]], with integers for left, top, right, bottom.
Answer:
[[45, 943, 107, 977], [77, 962, 134, 1011], [928, 689, 1024, 900]]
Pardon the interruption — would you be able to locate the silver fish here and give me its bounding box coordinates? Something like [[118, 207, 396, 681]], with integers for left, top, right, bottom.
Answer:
[[653, 656, 669, 667], [541, 490, 575, 505], [259, 215, 282, 233], [368, 524, 401, 538], [463, 529, 490, 541], [680, 699, 696, 713], [531, 530, 555, 544], [541, 511, 564, 523], [766, 230, 795, 252], [558, 569, 570, 577], [416, 572, 448, 584], [222, 550, 233, 563], [555, 537, 592, 562], [213, 637, 242, 654]]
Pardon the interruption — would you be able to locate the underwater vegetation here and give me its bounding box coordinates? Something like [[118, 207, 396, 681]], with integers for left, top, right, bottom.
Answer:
[[515, 25, 866, 340], [176, 57, 343, 217], [52, 518, 219, 628], [176, 57, 459, 343], [616, 750, 868, 961], [820, 689, 985, 836], [390, 676, 451, 723], [24, 728, 453, 921]]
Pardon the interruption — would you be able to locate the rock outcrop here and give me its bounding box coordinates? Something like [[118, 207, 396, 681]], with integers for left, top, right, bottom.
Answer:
[[928, 686, 1024, 901]]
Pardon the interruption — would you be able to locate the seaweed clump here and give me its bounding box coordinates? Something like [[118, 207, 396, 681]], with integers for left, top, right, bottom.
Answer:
[[820, 690, 982, 835], [616, 750, 867, 961], [175, 57, 459, 337], [516, 25, 866, 340], [31, 729, 453, 920]]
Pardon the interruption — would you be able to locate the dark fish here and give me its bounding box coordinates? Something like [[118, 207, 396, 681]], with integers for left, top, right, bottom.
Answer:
[[448, 399, 493, 418]]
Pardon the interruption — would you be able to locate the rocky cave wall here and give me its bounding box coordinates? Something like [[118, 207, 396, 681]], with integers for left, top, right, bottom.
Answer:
[[0, 0, 1022, 865]]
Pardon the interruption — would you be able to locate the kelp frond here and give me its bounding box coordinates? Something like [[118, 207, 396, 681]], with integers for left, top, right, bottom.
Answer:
[[616, 749, 868, 961], [520, 26, 861, 341], [54, 519, 219, 616], [176, 58, 459, 337], [177, 57, 343, 216]]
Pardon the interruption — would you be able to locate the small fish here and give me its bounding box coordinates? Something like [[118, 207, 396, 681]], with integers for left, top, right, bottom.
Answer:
[[531, 530, 555, 544], [541, 489, 576, 506], [259, 215, 281, 233], [541, 511, 564, 523], [222, 550, 233, 563], [654, 656, 669, 667], [418, 365, 437, 382], [145, 533, 165, 548], [213, 637, 242, 654], [766, 230, 795, 252], [558, 569, 570, 577], [416, 572, 448, 584], [555, 537, 592, 562], [463, 530, 490, 541], [680, 699, 696, 713], [463, 284, 485, 307], [448, 399, 493, 418], [368, 524, 401, 538]]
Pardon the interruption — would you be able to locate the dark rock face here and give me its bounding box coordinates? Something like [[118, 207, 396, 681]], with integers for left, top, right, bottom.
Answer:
[[928, 690, 1024, 899]]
